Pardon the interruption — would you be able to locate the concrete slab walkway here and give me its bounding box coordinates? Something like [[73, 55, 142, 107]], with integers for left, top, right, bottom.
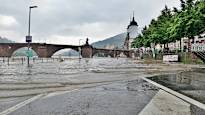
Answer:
[[139, 90, 191, 115]]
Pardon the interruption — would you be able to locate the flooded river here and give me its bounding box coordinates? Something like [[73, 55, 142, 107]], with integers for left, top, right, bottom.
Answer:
[[0, 57, 204, 115], [0, 58, 135, 97], [0, 58, 159, 115]]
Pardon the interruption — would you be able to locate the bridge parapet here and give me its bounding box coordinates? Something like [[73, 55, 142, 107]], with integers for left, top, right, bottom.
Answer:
[[192, 43, 205, 52]]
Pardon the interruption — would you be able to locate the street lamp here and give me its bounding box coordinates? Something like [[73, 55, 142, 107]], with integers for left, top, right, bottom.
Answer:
[[79, 39, 83, 60], [26, 5, 37, 67]]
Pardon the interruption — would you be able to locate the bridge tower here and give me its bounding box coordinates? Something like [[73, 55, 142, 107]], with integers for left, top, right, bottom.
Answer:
[[124, 13, 138, 50], [81, 38, 93, 58]]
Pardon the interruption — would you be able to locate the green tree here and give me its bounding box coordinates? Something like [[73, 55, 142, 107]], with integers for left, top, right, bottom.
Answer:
[[132, 0, 205, 52]]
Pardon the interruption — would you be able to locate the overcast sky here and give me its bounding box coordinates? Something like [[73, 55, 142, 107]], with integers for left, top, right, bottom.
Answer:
[[0, 0, 180, 45]]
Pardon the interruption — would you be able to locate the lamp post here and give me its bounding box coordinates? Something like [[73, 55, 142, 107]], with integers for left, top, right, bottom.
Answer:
[[26, 6, 37, 67], [79, 39, 83, 60]]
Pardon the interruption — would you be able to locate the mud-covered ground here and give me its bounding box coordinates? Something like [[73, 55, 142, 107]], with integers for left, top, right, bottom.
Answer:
[[0, 58, 204, 115]]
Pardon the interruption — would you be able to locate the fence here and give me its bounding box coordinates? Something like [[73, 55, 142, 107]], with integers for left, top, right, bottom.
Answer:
[[191, 43, 205, 52]]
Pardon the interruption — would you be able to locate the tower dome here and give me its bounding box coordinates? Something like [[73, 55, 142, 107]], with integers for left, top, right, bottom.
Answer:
[[128, 17, 138, 29], [127, 14, 138, 39]]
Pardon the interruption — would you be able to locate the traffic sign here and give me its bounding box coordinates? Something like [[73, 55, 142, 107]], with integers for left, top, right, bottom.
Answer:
[[26, 36, 32, 43], [26, 50, 33, 57]]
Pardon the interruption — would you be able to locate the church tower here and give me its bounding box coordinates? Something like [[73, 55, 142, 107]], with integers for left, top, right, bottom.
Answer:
[[124, 13, 138, 50]]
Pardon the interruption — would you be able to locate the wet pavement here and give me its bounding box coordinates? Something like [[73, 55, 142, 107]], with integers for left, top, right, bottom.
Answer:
[[8, 80, 158, 115], [0, 97, 31, 112], [0, 57, 205, 114], [0, 58, 158, 115]]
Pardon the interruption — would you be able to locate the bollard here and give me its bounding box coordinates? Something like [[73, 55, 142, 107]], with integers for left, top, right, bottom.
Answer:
[[22, 58, 24, 65], [7, 57, 9, 66], [3, 57, 5, 63]]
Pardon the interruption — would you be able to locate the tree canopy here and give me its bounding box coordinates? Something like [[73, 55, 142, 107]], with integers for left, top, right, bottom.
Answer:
[[132, 0, 205, 48]]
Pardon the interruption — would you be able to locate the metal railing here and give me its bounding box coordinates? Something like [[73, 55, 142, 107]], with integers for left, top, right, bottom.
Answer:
[[191, 43, 205, 52]]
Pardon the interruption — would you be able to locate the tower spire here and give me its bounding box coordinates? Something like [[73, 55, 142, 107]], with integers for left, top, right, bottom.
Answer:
[[133, 11, 134, 17], [132, 11, 135, 21]]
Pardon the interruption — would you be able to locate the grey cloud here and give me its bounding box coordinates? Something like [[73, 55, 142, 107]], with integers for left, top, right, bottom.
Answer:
[[0, 0, 180, 44]]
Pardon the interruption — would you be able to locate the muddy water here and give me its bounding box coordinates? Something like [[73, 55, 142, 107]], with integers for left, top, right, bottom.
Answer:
[[0, 58, 137, 97], [1, 58, 205, 114], [0, 57, 160, 114]]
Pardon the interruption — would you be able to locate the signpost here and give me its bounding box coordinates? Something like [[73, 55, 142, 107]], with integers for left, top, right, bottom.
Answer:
[[26, 36, 32, 43], [26, 49, 33, 57], [26, 6, 37, 67]]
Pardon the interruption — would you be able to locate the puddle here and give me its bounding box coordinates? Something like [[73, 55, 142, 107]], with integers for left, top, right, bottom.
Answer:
[[148, 69, 205, 104]]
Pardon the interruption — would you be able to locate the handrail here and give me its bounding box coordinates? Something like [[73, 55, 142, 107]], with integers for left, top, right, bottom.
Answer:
[[192, 43, 205, 52]]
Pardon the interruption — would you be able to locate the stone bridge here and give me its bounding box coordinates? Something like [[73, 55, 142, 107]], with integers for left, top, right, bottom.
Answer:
[[0, 43, 80, 58], [93, 48, 134, 58], [0, 43, 134, 58]]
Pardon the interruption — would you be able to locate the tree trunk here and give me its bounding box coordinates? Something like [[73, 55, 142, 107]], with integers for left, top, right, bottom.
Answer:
[[179, 39, 182, 52], [188, 38, 191, 52], [188, 37, 194, 52]]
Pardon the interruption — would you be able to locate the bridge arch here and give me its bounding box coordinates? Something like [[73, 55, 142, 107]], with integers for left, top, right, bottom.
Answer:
[[51, 48, 80, 58], [0, 44, 40, 57], [93, 52, 113, 58], [92, 49, 114, 58], [92, 48, 133, 58], [118, 52, 127, 58], [12, 47, 38, 57]]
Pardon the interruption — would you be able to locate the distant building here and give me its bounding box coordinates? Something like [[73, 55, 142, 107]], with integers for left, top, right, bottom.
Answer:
[[124, 14, 139, 50], [154, 32, 205, 52]]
